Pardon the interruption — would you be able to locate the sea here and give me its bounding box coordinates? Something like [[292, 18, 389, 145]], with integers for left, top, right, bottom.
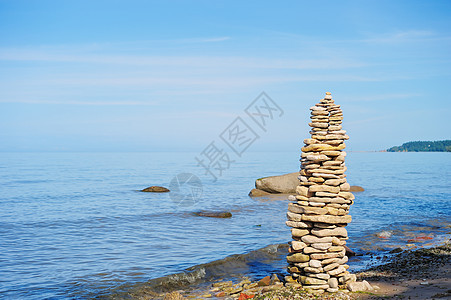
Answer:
[[0, 151, 450, 299]]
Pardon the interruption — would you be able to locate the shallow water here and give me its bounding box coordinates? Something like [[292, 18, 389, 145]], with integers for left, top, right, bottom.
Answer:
[[0, 151, 450, 299]]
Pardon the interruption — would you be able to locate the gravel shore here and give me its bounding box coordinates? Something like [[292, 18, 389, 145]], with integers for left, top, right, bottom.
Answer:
[[159, 240, 450, 299]]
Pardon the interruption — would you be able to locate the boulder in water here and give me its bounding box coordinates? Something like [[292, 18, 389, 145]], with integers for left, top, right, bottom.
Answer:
[[350, 185, 364, 192], [141, 186, 170, 192], [248, 188, 271, 197], [255, 172, 299, 193], [194, 211, 232, 218]]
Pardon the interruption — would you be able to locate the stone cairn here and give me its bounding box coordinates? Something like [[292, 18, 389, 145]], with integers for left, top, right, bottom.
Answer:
[[286, 92, 356, 293]]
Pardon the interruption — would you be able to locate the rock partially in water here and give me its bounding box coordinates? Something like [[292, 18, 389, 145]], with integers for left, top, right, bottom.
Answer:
[[350, 185, 365, 192], [194, 211, 232, 218], [163, 291, 184, 300], [248, 188, 271, 197], [141, 186, 170, 193], [255, 172, 299, 193]]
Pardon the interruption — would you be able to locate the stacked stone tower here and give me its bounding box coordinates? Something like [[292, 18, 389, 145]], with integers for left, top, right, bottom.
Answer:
[[286, 92, 356, 293]]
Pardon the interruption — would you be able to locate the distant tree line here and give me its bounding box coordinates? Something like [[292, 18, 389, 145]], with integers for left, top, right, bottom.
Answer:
[[387, 140, 451, 152]]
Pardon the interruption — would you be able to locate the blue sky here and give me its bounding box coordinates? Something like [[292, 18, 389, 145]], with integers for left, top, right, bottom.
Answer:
[[0, 0, 450, 152]]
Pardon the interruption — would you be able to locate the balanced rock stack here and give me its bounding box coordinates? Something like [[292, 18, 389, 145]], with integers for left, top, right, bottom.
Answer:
[[286, 92, 356, 293]]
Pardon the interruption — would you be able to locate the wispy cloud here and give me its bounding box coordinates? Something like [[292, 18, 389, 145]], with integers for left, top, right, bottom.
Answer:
[[361, 30, 448, 43]]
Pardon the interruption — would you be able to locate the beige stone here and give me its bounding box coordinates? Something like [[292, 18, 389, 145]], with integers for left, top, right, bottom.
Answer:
[[309, 185, 340, 193], [291, 241, 307, 250], [315, 191, 338, 197], [311, 227, 348, 237], [291, 228, 310, 237], [308, 122, 329, 129], [286, 210, 302, 221], [302, 143, 334, 152], [306, 154, 329, 162], [311, 243, 332, 250], [301, 235, 333, 244], [302, 214, 352, 224], [304, 266, 323, 274], [309, 177, 325, 183], [296, 185, 310, 197], [328, 246, 345, 252], [312, 173, 340, 179], [303, 246, 326, 254], [287, 253, 310, 263], [340, 182, 350, 191], [328, 278, 338, 288], [323, 263, 339, 272], [328, 265, 346, 276], [286, 221, 312, 228], [311, 251, 345, 260], [301, 276, 327, 285], [338, 192, 355, 200]]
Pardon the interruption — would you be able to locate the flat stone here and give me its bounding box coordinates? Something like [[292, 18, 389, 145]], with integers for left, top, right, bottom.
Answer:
[[309, 202, 326, 207], [315, 191, 339, 197], [302, 214, 352, 224], [311, 227, 348, 237], [286, 211, 302, 221], [306, 154, 329, 162], [308, 273, 330, 280], [286, 220, 313, 228], [303, 246, 327, 254], [291, 241, 307, 250], [321, 150, 341, 156], [310, 106, 327, 111], [309, 122, 329, 129], [287, 253, 310, 263], [309, 185, 340, 193], [301, 235, 333, 244], [327, 288, 339, 293], [328, 265, 346, 276], [298, 206, 328, 215], [194, 211, 232, 218], [312, 173, 340, 179], [302, 143, 334, 152], [301, 276, 327, 285], [321, 258, 339, 265], [323, 262, 339, 272], [338, 192, 355, 200], [311, 251, 345, 260], [288, 203, 304, 214], [304, 266, 323, 274], [328, 246, 345, 252], [311, 243, 332, 250], [291, 228, 310, 237], [309, 260, 322, 268], [347, 281, 372, 292]]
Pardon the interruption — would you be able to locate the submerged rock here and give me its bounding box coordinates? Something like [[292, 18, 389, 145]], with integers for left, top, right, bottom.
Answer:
[[194, 211, 232, 218], [248, 188, 271, 197], [255, 172, 299, 193], [141, 186, 170, 193], [350, 185, 365, 192]]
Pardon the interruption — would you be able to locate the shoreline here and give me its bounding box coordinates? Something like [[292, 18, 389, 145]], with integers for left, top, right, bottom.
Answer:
[[110, 231, 450, 299]]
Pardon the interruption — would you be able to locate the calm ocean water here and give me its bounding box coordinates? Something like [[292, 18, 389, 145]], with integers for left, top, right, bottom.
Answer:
[[0, 151, 450, 299]]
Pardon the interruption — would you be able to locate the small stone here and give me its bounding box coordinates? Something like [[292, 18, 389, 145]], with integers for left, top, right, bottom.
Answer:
[[311, 242, 332, 250], [309, 260, 322, 268], [347, 281, 371, 292], [291, 240, 307, 250], [291, 228, 310, 237], [309, 185, 340, 193], [301, 235, 333, 244], [257, 275, 271, 286], [327, 288, 339, 293], [311, 227, 348, 237], [328, 277, 338, 288], [323, 262, 339, 272], [301, 276, 327, 285], [287, 253, 310, 263], [339, 182, 350, 191], [328, 266, 346, 276], [302, 214, 352, 224], [304, 266, 323, 273]]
